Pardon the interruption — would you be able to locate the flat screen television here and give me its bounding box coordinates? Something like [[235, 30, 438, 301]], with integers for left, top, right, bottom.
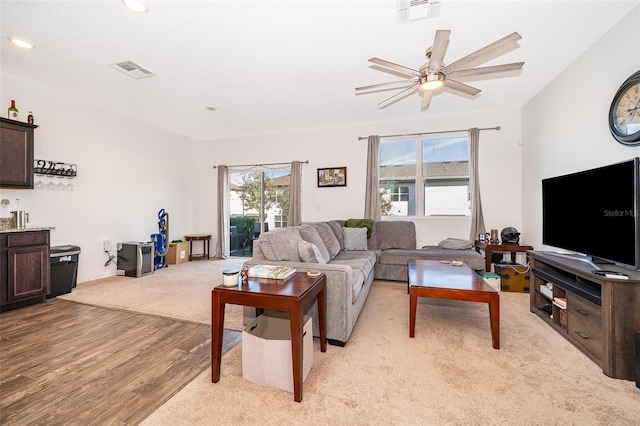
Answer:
[[542, 157, 640, 271]]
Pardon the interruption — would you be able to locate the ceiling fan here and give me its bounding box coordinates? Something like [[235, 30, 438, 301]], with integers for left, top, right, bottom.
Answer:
[[356, 30, 524, 109]]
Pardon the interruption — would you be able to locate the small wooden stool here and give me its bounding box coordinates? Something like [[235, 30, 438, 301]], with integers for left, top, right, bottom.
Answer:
[[184, 234, 211, 261]]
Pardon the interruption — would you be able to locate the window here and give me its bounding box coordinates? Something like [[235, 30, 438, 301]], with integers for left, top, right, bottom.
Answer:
[[391, 186, 410, 202], [274, 214, 287, 228], [380, 135, 470, 217]]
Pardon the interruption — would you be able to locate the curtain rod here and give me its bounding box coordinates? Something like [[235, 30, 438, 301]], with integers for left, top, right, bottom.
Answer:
[[357, 126, 500, 140], [212, 160, 308, 169]]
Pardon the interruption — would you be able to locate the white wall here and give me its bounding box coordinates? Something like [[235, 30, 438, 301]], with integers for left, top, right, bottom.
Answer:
[[0, 74, 199, 283], [196, 107, 523, 251], [2, 76, 523, 282], [521, 7, 640, 251], [14, 0, 635, 281]]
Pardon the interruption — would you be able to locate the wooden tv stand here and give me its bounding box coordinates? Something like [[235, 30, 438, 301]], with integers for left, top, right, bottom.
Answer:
[[528, 251, 640, 381]]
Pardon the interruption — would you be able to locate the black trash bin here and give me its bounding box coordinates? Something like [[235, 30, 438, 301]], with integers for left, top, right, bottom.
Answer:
[[49, 245, 81, 298]]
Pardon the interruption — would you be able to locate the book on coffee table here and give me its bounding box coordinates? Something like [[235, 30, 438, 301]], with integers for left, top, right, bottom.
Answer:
[[248, 265, 296, 280]]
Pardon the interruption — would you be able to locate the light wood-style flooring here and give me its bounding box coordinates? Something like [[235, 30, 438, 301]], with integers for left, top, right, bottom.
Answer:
[[0, 299, 241, 425]]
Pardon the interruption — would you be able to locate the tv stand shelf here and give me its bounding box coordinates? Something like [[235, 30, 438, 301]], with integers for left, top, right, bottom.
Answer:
[[529, 251, 640, 381]]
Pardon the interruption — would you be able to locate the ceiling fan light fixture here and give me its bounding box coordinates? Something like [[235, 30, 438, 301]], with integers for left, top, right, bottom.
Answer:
[[121, 0, 149, 13], [420, 74, 445, 91], [8, 36, 35, 49]]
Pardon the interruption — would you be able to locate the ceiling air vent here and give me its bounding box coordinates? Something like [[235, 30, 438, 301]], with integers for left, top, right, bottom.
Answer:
[[109, 60, 156, 79], [397, 0, 442, 24]]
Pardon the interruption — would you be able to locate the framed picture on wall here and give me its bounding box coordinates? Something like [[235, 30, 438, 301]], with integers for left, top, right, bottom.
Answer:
[[317, 167, 347, 187]]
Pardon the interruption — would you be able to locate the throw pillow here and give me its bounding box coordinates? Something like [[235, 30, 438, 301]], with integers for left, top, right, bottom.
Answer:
[[344, 218, 374, 238], [297, 240, 326, 264], [343, 227, 368, 251], [298, 225, 331, 263], [438, 238, 474, 250]]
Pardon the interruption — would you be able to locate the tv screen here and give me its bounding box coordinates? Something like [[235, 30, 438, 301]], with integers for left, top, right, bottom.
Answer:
[[542, 157, 640, 270]]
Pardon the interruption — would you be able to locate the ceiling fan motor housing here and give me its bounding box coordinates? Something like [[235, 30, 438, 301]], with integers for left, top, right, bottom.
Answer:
[[420, 73, 445, 90]]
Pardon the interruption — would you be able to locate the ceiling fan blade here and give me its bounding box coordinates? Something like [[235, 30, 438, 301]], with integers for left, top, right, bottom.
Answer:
[[444, 32, 522, 73], [446, 62, 524, 79], [421, 90, 433, 109], [427, 30, 450, 74], [356, 79, 419, 91], [378, 83, 419, 107], [445, 79, 481, 96], [369, 58, 423, 78]]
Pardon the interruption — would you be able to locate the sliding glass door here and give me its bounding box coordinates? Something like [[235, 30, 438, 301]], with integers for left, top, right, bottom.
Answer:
[[228, 168, 290, 257]]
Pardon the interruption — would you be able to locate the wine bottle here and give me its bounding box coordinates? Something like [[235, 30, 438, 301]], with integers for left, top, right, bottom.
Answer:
[[8, 100, 19, 120]]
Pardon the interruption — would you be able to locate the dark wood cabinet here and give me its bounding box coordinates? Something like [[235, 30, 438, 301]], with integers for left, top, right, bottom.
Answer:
[[0, 230, 50, 312], [529, 251, 640, 381], [0, 117, 37, 189]]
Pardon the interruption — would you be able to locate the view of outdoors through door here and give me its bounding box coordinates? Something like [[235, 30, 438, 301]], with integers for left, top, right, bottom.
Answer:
[[228, 168, 291, 257]]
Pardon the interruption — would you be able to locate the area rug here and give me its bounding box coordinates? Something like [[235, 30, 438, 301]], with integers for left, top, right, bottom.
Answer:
[[140, 281, 640, 425], [59, 258, 248, 329]]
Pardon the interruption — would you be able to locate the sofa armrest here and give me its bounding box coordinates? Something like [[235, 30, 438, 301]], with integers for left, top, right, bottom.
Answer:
[[242, 259, 354, 302], [242, 259, 355, 341]]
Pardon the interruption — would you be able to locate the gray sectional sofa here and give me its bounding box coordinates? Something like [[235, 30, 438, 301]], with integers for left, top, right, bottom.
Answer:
[[243, 219, 484, 346]]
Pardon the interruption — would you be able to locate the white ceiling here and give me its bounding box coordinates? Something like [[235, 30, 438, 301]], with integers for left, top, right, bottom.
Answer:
[[1, 0, 639, 141]]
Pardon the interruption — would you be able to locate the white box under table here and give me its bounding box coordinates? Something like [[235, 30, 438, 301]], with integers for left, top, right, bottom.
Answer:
[[242, 312, 314, 393]]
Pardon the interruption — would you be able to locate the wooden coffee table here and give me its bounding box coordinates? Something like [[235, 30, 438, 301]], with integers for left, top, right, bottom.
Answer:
[[211, 272, 327, 402], [408, 259, 500, 349]]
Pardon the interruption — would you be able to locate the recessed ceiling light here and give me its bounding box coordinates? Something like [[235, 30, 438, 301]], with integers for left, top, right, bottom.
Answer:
[[205, 106, 218, 111], [121, 0, 149, 14], [7, 36, 35, 49]]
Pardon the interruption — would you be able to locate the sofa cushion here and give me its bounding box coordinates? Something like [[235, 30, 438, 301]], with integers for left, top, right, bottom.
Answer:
[[377, 246, 484, 271], [376, 249, 428, 266], [331, 250, 376, 301], [374, 221, 416, 250], [345, 218, 374, 238], [326, 220, 345, 250], [438, 238, 474, 250], [343, 227, 368, 251], [257, 228, 302, 262], [315, 223, 341, 259], [419, 246, 485, 270], [298, 225, 331, 263], [297, 240, 327, 264]]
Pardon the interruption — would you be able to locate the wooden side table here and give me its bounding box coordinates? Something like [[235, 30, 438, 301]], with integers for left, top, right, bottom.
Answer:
[[211, 272, 327, 402], [475, 241, 533, 272], [184, 234, 211, 261]]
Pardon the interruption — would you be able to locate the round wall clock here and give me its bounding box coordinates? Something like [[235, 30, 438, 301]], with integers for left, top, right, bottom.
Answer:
[[609, 71, 640, 146]]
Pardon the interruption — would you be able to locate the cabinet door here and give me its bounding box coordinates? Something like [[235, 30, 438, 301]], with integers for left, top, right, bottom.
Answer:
[[0, 119, 35, 188], [567, 293, 603, 362], [7, 245, 49, 300]]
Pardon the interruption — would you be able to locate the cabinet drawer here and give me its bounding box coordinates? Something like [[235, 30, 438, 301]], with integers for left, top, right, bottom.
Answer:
[[7, 231, 49, 247], [567, 294, 603, 361]]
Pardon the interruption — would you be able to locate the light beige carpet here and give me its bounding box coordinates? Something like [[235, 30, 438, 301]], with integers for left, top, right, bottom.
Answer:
[[59, 258, 247, 329], [62, 259, 640, 425]]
